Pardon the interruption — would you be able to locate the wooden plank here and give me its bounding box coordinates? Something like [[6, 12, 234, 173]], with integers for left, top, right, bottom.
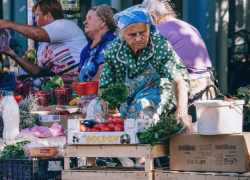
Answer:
[[151, 144, 168, 158], [64, 144, 167, 158], [64, 157, 70, 170], [238, 177, 250, 180], [154, 171, 243, 180], [62, 170, 149, 180]]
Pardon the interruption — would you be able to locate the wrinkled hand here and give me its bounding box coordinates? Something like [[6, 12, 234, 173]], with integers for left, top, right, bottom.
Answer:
[[0, 20, 13, 29], [175, 107, 193, 134]]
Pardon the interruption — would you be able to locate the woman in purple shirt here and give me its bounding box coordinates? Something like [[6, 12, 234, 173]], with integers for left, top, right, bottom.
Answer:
[[143, 0, 218, 102]]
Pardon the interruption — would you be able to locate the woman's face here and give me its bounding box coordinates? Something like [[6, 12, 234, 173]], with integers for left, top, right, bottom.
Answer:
[[34, 6, 51, 27], [122, 23, 150, 54], [84, 10, 105, 38]]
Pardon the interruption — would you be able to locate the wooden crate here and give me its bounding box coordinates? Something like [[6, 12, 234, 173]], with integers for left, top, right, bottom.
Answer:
[[62, 169, 151, 180], [63, 144, 168, 180], [64, 144, 168, 171], [154, 170, 250, 180]]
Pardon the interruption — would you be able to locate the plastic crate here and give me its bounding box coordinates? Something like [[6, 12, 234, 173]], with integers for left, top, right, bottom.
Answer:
[[0, 158, 63, 180]]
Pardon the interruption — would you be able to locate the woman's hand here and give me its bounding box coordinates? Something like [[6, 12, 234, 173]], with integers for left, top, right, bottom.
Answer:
[[0, 47, 16, 58], [174, 76, 193, 134], [175, 107, 193, 134]]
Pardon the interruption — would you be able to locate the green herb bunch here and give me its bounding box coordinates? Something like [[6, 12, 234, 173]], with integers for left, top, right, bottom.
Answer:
[[19, 95, 39, 129], [100, 83, 129, 110], [41, 75, 64, 92], [0, 141, 30, 160], [137, 113, 183, 145]]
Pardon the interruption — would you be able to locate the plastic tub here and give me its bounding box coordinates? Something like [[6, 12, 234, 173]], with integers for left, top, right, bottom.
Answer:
[[194, 100, 245, 135], [73, 81, 99, 96]]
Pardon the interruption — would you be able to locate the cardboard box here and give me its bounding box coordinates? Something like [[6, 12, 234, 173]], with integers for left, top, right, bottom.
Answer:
[[170, 133, 250, 172], [67, 118, 139, 144], [155, 170, 250, 180]]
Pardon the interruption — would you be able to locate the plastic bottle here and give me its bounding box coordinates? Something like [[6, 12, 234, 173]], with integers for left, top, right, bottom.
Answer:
[[0, 91, 20, 143]]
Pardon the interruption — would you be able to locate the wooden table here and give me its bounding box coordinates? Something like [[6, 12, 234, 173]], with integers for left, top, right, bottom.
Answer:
[[63, 144, 168, 180]]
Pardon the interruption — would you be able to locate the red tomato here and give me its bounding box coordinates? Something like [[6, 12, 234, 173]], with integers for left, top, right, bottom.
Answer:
[[98, 123, 111, 131], [14, 95, 23, 103], [93, 124, 101, 131], [113, 117, 123, 124], [107, 123, 115, 131], [114, 124, 124, 131]]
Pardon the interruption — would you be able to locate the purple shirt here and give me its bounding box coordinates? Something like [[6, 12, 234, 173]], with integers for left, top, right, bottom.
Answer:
[[156, 18, 212, 74]]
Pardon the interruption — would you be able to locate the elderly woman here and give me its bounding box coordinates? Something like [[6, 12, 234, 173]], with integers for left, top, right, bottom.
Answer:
[[79, 5, 116, 82], [100, 7, 192, 131], [143, 0, 217, 101]]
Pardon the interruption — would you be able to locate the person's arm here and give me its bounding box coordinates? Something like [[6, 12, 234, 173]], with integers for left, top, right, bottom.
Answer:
[[91, 64, 104, 82], [155, 37, 192, 132], [0, 20, 50, 42], [3, 48, 53, 77], [174, 77, 193, 133]]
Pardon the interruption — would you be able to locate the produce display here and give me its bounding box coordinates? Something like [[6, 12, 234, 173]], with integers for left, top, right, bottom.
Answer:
[[80, 115, 124, 132]]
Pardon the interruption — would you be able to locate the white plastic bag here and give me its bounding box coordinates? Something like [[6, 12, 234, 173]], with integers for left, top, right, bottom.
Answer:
[[0, 95, 20, 143]]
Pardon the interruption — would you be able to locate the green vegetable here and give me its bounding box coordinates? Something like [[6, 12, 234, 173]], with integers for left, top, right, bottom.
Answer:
[[100, 83, 129, 110], [19, 95, 39, 129], [41, 75, 64, 91], [137, 113, 183, 145], [0, 141, 30, 160]]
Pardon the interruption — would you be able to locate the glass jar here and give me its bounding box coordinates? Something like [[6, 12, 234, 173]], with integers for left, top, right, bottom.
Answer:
[[35, 91, 49, 106], [54, 87, 67, 105], [64, 86, 72, 104]]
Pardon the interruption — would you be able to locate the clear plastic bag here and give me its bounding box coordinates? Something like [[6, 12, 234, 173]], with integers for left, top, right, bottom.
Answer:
[[1, 95, 20, 143]]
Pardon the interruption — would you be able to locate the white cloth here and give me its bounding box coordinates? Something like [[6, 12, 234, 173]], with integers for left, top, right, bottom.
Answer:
[[37, 19, 87, 76]]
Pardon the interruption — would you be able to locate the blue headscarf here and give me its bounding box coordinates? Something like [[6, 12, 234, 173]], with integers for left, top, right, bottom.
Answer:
[[114, 6, 152, 29]]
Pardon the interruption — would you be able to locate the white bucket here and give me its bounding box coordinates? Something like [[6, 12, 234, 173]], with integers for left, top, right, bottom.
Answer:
[[194, 100, 245, 135]]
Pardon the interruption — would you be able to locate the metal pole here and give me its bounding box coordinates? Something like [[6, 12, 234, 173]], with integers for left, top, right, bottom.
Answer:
[[0, 0, 2, 70], [228, 0, 236, 93], [0, 0, 3, 19]]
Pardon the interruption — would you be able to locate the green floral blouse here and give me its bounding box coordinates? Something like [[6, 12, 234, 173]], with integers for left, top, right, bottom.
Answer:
[[100, 31, 188, 87]]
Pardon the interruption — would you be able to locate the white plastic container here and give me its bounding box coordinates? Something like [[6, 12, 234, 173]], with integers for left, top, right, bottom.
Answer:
[[194, 100, 245, 135]]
